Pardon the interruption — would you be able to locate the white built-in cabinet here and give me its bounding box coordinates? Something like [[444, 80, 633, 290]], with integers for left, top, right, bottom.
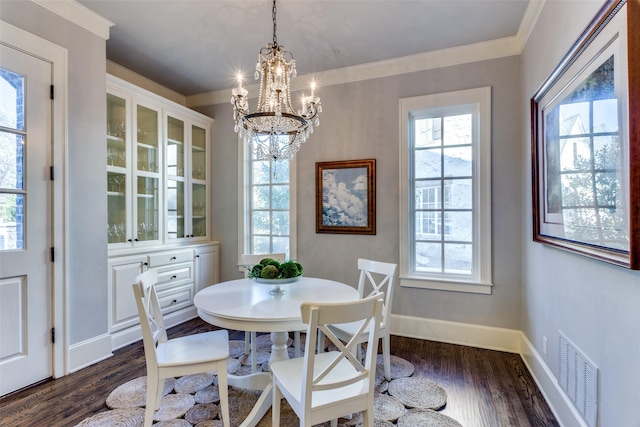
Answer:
[[106, 75, 219, 350]]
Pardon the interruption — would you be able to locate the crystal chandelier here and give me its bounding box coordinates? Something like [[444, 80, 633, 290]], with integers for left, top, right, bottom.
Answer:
[[231, 0, 321, 161]]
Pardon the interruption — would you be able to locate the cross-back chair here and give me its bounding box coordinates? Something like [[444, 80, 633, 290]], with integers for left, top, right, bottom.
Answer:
[[327, 258, 397, 380], [271, 293, 384, 427], [133, 269, 230, 427]]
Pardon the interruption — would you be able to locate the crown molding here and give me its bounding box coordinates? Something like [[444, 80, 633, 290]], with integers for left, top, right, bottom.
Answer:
[[31, 0, 113, 40], [107, 61, 186, 106], [516, 0, 546, 53], [187, 35, 520, 108], [186, 36, 521, 108], [187, 0, 547, 108]]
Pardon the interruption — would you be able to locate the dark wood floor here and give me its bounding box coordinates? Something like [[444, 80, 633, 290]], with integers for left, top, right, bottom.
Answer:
[[0, 318, 558, 427]]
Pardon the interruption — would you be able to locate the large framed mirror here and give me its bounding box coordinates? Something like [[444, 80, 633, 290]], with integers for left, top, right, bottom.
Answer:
[[531, 0, 639, 269]]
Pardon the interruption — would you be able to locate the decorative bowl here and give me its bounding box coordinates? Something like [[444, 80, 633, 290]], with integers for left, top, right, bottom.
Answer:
[[253, 276, 301, 294], [254, 276, 301, 285]]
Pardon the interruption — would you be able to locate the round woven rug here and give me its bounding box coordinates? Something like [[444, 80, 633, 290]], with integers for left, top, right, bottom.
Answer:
[[154, 420, 192, 427], [228, 340, 247, 358], [175, 373, 215, 394], [388, 377, 447, 410], [374, 393, 405, 422], [106, 376, 175, 409], [76, 337, 461, 427], [377, 354, 415, 379], [397, 408, 463, 427], [194, 385, 221, 404], [185, 403, 219, 424], [237, 350, 271, 366], [193, 420, 224, 427], [225, 357, 241, 374], [75, 407, 145, 426], [153, 393, 195, 421]]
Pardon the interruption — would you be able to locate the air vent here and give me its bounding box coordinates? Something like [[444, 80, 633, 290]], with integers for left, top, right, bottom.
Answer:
[[558, 332, 598, 427]]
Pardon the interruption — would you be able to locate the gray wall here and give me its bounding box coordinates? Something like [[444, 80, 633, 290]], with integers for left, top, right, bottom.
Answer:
[[522, 2, 640, 425], [205, 55, 523, 329], [1, 2, 109, 344]]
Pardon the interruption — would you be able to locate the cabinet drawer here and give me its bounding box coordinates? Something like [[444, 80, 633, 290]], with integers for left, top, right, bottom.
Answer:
[[157, 265, 192, 285], [148, 250, 194, 267], [158, 286, 193, 314]]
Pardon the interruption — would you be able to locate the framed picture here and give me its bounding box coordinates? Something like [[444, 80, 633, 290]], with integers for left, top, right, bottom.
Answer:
[[316, 159, 376, 235], [531, 0, 639, 269]]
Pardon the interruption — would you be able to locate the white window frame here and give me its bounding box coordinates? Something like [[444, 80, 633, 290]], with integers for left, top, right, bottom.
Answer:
[[399, 87, 492, 294], [237, 135, 297, 269]]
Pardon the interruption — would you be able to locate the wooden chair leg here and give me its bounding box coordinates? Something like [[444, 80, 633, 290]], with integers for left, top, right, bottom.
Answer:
[[244, 331, 250, 355], [272, 382, 282, 426], [217, 361, 230, 427], [383, 333, 391, 381], [144, 375, 160, 427], [250, 331, 257, 372], [294, 331, 301, 358], [317, 329, 325, 353]]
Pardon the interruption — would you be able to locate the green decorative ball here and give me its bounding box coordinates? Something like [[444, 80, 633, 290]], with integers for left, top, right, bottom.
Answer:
[[260, 264, 279, 279]]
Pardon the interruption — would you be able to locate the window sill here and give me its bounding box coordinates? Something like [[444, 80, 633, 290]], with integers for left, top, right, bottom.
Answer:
[[400, 276, 492, 294]]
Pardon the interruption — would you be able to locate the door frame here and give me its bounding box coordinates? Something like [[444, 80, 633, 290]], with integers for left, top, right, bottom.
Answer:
[[1, 20, 68, 379]]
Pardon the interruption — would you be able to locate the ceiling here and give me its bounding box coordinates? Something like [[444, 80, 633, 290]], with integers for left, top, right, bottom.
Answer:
[[78, 0, 530, 97]]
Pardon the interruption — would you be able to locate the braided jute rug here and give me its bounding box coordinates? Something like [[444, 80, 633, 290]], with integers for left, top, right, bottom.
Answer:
[[75, 340, 461, 426]]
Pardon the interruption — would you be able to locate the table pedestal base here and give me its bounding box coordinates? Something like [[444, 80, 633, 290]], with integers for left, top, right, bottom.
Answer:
[[269, 331, 289, 366], [230, 331, 290, 427], [228, 372, 272, 427]]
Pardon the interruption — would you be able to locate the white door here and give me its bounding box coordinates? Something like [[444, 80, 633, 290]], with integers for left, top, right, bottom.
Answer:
[[0, 44, 53, 395]]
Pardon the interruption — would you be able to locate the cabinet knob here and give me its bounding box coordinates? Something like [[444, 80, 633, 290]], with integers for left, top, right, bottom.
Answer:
[[127, 238, 133, 242], [134, 238, 139, 242], [170, 299, 177, 305], [170, 275, 177, 280], [170, 256, 177, 260]]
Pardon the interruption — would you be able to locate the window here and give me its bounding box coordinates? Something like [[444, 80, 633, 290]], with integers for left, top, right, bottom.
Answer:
[[399, 87, 492, 293], [238, 135, 296, 263], [0, 69, 25, 250]]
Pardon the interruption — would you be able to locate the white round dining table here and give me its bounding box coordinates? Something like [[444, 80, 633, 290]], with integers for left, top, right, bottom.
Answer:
[[193, 276, 359, 427]]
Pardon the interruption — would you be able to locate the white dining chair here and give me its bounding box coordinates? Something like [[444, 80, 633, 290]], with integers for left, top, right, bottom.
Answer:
[[240, 253, 298, 372], [133, 269, 230, 427], [327, 258, 397, 380], [271, 293, 383, 427]]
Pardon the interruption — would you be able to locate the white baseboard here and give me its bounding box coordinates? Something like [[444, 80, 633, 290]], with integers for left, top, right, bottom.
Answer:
[[520, 334, 588, 427], [110, 307, 197, 350], [390, 314, 586, 427], [68, 333, 112, 373], [390, 313, 522, 353], [67, 308, 197, 374]]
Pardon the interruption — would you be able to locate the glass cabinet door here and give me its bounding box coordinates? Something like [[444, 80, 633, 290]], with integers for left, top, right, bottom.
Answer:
[[107, 93, 128, 244], [167, 116, 186, 240], [191, 124, 207, 238], [135, 104, 160, 243]]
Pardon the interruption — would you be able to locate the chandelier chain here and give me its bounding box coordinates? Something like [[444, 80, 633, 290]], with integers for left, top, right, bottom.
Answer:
[[272, 0, 277, 45]]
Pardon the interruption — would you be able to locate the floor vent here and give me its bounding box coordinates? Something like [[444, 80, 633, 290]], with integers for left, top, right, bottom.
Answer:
[[558, 332, 598, 427]]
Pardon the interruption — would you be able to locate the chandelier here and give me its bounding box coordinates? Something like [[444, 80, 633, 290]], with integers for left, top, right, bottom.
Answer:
[[231, 0, 322, 161]]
